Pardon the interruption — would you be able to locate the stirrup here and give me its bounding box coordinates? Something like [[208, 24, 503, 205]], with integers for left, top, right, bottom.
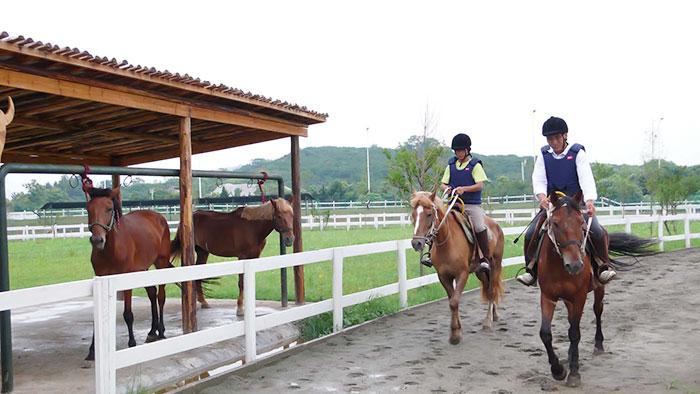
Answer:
[[420, 256, 433, 268], [478, 261, 491, 273], [598, 269, 617, 284]]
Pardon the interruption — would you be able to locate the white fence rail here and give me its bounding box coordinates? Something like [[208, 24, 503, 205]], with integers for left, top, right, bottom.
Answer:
[[1, 213, 699, 393]]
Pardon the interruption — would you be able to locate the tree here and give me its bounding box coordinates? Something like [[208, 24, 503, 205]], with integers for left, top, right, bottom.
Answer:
[[644, 160, 700, 216], [384, 107, 446, 197]]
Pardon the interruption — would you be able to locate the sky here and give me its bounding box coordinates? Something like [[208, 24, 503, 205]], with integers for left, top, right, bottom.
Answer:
[[2, 1, 699, 195]]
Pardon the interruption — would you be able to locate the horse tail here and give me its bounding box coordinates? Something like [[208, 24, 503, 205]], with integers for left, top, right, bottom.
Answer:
[[482, 226, 505, 305], [170, 231, 182, 265], [607, 232, 659, 270]]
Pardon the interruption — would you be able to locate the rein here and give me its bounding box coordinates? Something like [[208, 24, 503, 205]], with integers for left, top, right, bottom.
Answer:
[[415, 191, 460, 247]]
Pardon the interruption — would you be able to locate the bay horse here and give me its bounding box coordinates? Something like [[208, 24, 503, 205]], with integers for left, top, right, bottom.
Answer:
[[536, 191, 656, 386], [84, 186, 172, 360], [170, 197, 295, 315], [410, 191, 505, 344]]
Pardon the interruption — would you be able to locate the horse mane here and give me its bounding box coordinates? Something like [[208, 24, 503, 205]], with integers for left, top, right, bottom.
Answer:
[[553, 194, 583, 212], [410, 191, 446, 213], [240, 198, 293, 221]]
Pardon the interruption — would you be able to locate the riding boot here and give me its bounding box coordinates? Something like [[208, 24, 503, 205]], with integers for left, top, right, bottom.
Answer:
[[475, 229, 491, 274], [516, 211, 546, 286], [588, 217, 617, 284]]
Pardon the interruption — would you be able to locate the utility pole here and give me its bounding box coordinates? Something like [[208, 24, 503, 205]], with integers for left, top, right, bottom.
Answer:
[[650, 117, 664, 168], [366, 127, 371, 193], [521, 158, 527, 182], [530, 109, 537, 161]]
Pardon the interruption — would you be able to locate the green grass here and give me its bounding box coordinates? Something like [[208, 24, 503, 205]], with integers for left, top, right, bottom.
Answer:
[[8, 219, 696, 340]]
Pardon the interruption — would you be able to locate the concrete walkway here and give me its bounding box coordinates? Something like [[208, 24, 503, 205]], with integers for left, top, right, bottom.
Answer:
[[8, 297, 299, 393]]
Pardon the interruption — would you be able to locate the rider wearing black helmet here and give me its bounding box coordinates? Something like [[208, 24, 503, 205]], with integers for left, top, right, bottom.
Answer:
[[516, 116, 617, 286], [425, 133, 491, 274]]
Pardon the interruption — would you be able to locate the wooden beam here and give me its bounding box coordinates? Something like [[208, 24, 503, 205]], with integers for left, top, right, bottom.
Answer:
[[0, 68, 308, 136], [0, 42, 327, 124], [178, 116, 197, 333], [0, 150, 110, 165], [291, 136, 305, 304], [114, 130, 287, 166]]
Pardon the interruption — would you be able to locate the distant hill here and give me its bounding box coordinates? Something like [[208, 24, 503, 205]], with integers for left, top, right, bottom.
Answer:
[[236, 146, 535, 193]]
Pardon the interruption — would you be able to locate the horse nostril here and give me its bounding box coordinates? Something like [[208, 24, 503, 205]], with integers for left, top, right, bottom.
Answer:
[[411, 240, 424, 251]]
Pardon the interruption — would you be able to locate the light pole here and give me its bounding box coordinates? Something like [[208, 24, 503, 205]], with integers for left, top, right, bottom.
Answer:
[[530, 109, 537, 161], [650, 117, 664, 168], [366, 127, 371, 194]]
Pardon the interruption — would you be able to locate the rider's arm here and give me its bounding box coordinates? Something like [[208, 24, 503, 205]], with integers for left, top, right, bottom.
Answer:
[[576, 150, 598, 215], [532, 150, 547, 198]]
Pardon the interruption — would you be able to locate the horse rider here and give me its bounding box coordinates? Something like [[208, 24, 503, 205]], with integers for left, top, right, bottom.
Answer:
[[420, 133, 492, 275], [516, 116, 617, 286]]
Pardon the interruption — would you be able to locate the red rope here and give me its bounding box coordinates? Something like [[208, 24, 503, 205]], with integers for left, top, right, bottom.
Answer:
[[257, 171, 269, 203]]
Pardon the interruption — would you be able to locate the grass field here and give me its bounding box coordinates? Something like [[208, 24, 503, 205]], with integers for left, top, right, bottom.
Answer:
[[8, 219, 698, 339]]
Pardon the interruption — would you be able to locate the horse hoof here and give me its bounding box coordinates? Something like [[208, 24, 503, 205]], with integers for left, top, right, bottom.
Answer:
[[552, 365, 567, 381], [201, 302, 211, 309], [236, 309, 245, 317], [593, 346, 605, 355], [481, 322, 493, 331], [566, 373, 581, 387], [80, 360, 93, 369], [145, 334, 159, 343], [449, 334, 462, 345]]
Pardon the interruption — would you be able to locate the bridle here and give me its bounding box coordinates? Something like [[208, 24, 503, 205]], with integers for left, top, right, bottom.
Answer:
[[88, 209, 116, 233], [545, 195, 593, 257], [413, 190, 460, 246]]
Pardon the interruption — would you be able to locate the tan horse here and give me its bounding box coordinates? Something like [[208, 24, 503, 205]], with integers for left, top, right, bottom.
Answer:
[[410, 191, 504, 344], [171, 197, 295, 315], [0, 97, 14, 161]]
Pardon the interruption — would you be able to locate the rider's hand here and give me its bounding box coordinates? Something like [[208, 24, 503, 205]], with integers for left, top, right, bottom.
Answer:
[[453, 186, 463, 195], [586, 200, 596, 216], [538, 196, 550, 210]]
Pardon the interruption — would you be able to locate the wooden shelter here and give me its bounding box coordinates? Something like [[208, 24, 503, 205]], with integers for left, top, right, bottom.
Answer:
[[0, 30, 324, 335]]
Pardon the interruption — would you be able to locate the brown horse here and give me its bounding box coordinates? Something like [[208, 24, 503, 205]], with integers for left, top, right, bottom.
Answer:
[[536, 191, 656, 386], [84, 186, 172, 360], [170, 197, 295, 315], [410, 191, 505, 344]]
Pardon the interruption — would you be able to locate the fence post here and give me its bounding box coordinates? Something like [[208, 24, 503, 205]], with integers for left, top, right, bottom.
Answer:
[[685, 214, 691, 248], [93, 277, 116, 394], [625, 217, 632, 234], [244, 260, 257, 363], [332, 249, 344, 332], [658, 216, 665, 252], [397, 240, 408, 309], [374, 216, 379, 229], [359, 213, 363, 229]]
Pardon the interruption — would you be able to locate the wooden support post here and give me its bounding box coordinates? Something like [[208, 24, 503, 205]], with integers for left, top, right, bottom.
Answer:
[[291, 136, 305, 304], [179, 116, 197, 332]]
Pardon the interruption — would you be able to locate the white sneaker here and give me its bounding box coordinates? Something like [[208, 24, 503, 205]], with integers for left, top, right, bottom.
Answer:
[[599, 270, 617, 284], [516, 272, 537, 286]]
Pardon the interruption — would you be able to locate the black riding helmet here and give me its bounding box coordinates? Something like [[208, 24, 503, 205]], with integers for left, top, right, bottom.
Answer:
[[542, 117, 568, 136], [451, 133, 471, 150]]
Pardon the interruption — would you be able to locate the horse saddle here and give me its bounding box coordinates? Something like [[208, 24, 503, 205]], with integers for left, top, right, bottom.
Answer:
[[449, 210, 492, 266]]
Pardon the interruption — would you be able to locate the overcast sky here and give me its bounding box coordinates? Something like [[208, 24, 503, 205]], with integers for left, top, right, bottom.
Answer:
[[2, 1, 699, 195]]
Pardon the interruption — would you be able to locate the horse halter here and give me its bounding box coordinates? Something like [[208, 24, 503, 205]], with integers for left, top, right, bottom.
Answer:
[[546, 197, 590, 257], [413, 203, 440, 244], [88, 209, 116, 233]]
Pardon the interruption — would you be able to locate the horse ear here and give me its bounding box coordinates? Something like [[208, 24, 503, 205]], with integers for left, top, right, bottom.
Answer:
[[573, 190, 584, 205], [270, 198, 278, 210], [549, 190, 560, 204], [287, 194, 296, 206]]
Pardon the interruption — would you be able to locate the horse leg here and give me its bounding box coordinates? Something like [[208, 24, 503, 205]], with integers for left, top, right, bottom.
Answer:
[[195, 249, 211, 309], [237, 273, 245, 317], [157, 284, 167, 339], [564, 297, 586, 387], [85, 330, 95, 361], [145, 286, 159, 343], [540, 293, 566, 381], [123, 289, 137, 347], [437, 274, 459, 344], [593, 285, 605, 354]]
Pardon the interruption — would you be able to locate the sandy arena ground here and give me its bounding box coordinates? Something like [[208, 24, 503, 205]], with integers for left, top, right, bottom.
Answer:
[[192, 248, 700, 393]]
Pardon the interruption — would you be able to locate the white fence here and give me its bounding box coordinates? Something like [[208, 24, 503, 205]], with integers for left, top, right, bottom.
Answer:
[[12, 206, 700, 240], [1, 213, 699, 393]]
